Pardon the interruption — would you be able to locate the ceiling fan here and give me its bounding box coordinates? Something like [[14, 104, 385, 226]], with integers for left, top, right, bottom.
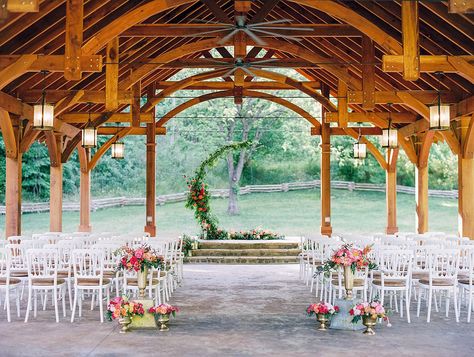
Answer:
[[185, 17, 314, 45]]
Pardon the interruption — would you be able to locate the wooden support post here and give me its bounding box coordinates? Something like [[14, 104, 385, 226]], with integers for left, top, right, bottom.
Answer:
[[337, 77, 348, 127], [361, 36, 375, 110], [131, 81, 141, 127], [105, 38, 119, 111], [386, 149, 398, 234], [415, 165, 429, 234], [5, 154, 22, 237], [49, 163, 63, 232], [320, 85, 332, 236], [144, 85, 156, 236], [64, 0, 84, 81], [78, 168, 91, 232], [401, 0, 420, 81], [458, 117, 474, 239]]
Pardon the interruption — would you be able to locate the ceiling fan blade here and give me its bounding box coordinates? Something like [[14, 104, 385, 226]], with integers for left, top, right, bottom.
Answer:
[[189, 18, 231, 26], [218, 29, 239, 45], [243, 29, 267, 46], [242, 67, 255, 77], [222, 67, 237, 78], [251, 26, 315, 32], [251, 28, 303, 41], [248, 19, 292, 27], [252, 58, 279, 64], [182, 28, 233, 37]]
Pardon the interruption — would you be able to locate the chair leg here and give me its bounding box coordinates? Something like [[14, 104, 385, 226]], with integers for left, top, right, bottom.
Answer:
[[417, 288, 422, 317], [453, 287, 459, 323], [67, 280, 73, 311], [53, 288, 59, 323], [16, 289, 21, 318], [79, 291, 82, 317], [24, 287, 32, 323], [427, 289, 433, 323], [446, 292, 450, 318], [71, 288, 78, 323], [34, 290, 38, 318], [6, 290, 10, 322], [62, 287, 66, 318], [406, 288, 411, 323], [99, 289, 104, 323], [467, 289, 473, 323]]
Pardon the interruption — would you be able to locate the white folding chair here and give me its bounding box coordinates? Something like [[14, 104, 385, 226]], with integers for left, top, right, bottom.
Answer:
[[0, 248, 21, 322]]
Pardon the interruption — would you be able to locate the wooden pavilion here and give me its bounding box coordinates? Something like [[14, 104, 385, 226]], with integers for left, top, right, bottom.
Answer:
[[0, 0, 472, 239]]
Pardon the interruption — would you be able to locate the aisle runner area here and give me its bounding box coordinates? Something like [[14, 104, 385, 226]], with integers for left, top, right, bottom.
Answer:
[[0, 265, 473, 356]]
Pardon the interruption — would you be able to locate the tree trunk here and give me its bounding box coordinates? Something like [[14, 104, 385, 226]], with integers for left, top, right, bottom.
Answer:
[[227, 180, 239, 215]]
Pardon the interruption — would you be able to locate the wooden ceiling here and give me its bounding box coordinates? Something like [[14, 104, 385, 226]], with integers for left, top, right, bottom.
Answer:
[[0, 0, 473, 152]]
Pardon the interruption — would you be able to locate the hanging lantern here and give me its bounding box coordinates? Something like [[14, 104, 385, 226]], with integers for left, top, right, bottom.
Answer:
[[429, 96, 450, 130], [33, 71, 54, 130], [353, 142, 367, 159], [111, 141, 125, 159], [381, 106, 398, 148], [81, 103, 97, 148]]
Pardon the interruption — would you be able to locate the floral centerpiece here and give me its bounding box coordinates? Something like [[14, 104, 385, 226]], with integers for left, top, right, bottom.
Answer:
[[349, 300, 390, 335], [149, 304, 179, 332], [317, 243, 377, 300], [115, 244, 164, 298], [307, 302, 339, 331], [106, 296, 145, 333]]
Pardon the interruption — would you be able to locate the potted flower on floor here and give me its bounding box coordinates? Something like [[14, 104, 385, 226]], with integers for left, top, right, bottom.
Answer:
[[349, 300, 389, 335], [106, 296, 145, 333], [149, 304, 179, 331], [307, 302, 339, 331]]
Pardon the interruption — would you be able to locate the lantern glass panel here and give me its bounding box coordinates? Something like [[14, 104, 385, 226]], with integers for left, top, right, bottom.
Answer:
[[33, 103, 54, 130], [429, 104, 450, 130], [111, 142, 124, 159], [82, 126, 97, 148]]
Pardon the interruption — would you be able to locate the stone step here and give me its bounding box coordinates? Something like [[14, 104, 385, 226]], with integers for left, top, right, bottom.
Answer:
[[198, 241, 299, 250], [185, 256, 299, 264], [192, 248, 301, 257]]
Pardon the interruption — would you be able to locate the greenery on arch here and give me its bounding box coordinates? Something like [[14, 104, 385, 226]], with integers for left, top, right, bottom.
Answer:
[[185, 141, 283, 240]]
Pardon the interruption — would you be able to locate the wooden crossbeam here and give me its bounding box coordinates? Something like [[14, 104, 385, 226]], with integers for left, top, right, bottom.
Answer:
[[97, 127, 166, 135], [64, 0, 84, 81], [6, 0, 39, 12], [153, 81, 321, 90], [452, 96, 474, 118], [325, 112, 417, 124], [310, 127, 383, 136], [19, 89, 131, 104], [120, 24, 361, 37], [60, 113, 154, 123], [382, 55, 474, 82], [0, 90, 33, 118], [249, 0, 280, 23], [105, 38, 119, 110], [347, 90, 459, 105], [159, 58, 321, 69], [401, 0, 420, 81]]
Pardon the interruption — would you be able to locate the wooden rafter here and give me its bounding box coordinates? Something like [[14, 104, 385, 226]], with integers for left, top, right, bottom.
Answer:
[[401, 0, 420, 81], [64, 0, 84, 81]]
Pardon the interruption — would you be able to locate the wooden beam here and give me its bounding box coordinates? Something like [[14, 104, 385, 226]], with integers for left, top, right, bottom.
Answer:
[[401, 0, 420, 81], [97, 127, 166, 135], [311, 127, 383, 136], [0, 108, 18, 158], [121, 24, 361, 37], [344, 127, 387, 170], [64, 0, 84, 81], [61, 112, 153, 124], [131, 82, 141, 127], [383, 55, 474, 82], [348, 90, 458, 105], [463, 115, 474, 159], [54, 90, 85, 116], [105, 38, 119, 110], [452, 96, 474, 118], [326, 112, 417, 124], [88, 127, 132, 171], [20, 89, 130, 104], [337, 78, 348, 127], [157, 58, 322, 69], [235, 0, 251, 13], [449, 0, 474, 13], [6, 0, 38, 12], [154, 80, 321, 90], [249, 0, 280, 23], [0, 90, 33, 119], [0, 54, 36, 90], [361, 36, 375, 110], [201, 0, 231, 23]]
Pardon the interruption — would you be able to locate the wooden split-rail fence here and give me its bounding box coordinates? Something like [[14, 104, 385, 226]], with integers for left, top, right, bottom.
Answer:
[[0, 180, 458, 215]]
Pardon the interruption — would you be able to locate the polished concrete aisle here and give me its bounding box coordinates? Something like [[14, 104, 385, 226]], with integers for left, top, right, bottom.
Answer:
[[0, 264, 473, 356]]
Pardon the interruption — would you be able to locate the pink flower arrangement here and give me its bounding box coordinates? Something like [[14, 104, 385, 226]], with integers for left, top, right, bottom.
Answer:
[[307, 302, 339, 318], [115, 244, 163, 272], [349, 300, 389, 324], [318, 243, 377, 275], [106, 296, 145, 321], [149, 304, 179, 317]]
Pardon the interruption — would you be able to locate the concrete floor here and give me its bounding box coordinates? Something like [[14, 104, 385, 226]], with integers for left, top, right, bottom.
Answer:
[[0, 264, 473, 357]]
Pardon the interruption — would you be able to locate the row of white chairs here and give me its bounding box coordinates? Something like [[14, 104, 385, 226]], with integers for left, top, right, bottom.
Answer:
[[0, 232, 185, 323], [299, 233, 474, 324]]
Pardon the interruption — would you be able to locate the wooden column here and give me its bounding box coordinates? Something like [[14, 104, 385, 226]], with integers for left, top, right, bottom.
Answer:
[[458, 117, 474, 239], [144, 85, 156, 236], [320, 85, 332, 236], [415, 165, 429, 234], [78, 146, 91, 232], [49, 162, 63, 232], [5, 155, 22, 237], [386, 149, 398, 234]]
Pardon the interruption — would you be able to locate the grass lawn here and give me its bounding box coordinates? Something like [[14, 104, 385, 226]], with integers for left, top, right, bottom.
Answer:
[[0, 189, 458, 236]]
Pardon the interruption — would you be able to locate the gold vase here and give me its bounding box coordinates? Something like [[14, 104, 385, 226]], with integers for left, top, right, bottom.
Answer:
[[343, 266, 354, 300], [118, 316, 131, 333], [137, 267, 148, 298], [362, 315, 377, 335], [156, 314, 170, 332], [316, 313, 329, 331]]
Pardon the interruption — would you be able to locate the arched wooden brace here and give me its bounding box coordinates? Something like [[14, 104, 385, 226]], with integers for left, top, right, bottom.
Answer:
[[463, 115, 474, 159], [344, 127, 387, 170], [155, 89, 321, 129], [120, 38, 361, 91], [87, 127, 133, 172], [144, 67, 336, 113], [0, 109, 18, 159]]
